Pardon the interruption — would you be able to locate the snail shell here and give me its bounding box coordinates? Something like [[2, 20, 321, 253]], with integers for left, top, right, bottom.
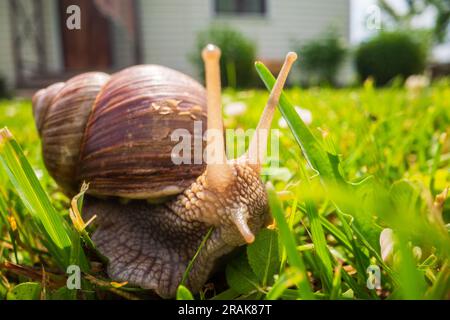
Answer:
[[32, 65, 207, 198]]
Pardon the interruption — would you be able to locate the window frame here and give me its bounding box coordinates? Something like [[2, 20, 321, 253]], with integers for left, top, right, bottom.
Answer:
[[213, 0, 267, 17]]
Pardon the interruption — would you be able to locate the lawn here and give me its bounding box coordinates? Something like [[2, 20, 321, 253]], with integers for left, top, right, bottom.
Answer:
[[0, 77, 449, 300]]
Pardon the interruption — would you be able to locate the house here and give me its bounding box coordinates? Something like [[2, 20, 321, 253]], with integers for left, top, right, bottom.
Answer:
[[0, 0, 350, 89]]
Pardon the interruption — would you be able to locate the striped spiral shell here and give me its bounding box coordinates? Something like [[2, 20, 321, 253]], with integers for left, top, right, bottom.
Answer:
[[32, 65, 207, 199]]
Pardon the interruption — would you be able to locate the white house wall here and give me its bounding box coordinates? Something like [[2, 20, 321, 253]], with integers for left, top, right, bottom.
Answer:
[[138, 0, 209, 77], [138, 0, 350, 79]]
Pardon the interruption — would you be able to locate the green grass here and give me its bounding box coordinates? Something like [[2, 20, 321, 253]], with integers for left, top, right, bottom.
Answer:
[[0, 74, 449, 300]]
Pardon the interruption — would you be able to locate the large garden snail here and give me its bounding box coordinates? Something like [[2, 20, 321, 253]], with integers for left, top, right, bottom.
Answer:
[[32, 45, 297, 297]]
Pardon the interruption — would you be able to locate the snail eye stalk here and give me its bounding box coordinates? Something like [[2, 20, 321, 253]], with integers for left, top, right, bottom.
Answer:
[[202, 44, 233, 191], [246, 52, 297, 172]]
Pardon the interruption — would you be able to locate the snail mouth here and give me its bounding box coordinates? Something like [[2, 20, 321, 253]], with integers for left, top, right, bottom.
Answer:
[[231, 207, 255, 244]]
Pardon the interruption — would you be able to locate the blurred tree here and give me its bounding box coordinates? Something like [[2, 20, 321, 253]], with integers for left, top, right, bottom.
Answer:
[[355, 31, 427, 85], [296, 30, 347, 86], [190, 24, 256, 88], [379, 0, 450, 42]]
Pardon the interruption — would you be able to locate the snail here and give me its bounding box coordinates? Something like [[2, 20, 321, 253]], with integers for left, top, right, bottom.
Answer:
[[32, 44, 297, 297]]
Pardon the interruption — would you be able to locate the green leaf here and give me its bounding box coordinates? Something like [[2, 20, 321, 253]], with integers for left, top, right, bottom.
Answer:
[[226, 252, 260, 295], [7, 282, 41, 300], [247, 228, 279, 286], [176, 285, 194, 300], [267, 184, 314, 299]]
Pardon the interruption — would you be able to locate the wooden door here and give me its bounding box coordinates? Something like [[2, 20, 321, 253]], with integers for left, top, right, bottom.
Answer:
[[59, 0, 112, 71]]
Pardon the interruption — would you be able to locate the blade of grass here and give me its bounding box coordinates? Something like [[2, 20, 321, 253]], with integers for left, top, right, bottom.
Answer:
[[279, 198, 298, 274], [298, 164, 333, 291], [265, 268, 303, 300], [0, 128, 73, 266], [425, 261, 449, 299], [267, 183, 314, 299], [180, 227, 213, 287], [319, 216, 352, 250], [340, 267, 372, 299], [0, 190, 19, 263], [329, 264, 342, 300]]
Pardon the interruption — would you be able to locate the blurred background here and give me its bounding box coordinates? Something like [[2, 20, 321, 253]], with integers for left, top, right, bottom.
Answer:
[[0, 0, 449, 95], [0, 1, 449, 301]]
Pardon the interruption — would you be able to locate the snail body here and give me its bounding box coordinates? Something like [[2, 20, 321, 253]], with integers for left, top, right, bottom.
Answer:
[[32, 45, 297, 297]]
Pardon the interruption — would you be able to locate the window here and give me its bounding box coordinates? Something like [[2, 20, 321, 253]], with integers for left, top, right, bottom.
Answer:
[[215, 0, 266, 15]]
